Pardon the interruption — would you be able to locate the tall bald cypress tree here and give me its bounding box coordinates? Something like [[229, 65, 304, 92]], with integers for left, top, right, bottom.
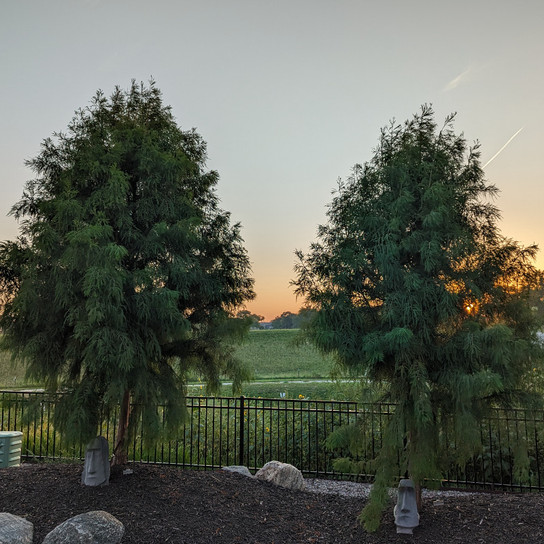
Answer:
[[0, 81, 254, 463], [294, 106, 543, 530]]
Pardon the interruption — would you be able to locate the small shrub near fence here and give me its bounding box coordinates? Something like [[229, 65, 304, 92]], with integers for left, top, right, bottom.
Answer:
[[1, 390, 543, 491]]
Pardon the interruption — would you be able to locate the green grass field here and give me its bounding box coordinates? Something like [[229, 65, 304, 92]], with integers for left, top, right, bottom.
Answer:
[[235, 329, 334, 379], [0, 349, 38, 388], [0, 329, 355, 400]]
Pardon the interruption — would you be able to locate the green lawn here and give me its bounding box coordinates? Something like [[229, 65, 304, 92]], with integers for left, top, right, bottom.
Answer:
[[0, 329, 344, 398], [189, 328, 350, 400], [0, 349, 37, 388], [234, 329, 334, 379]]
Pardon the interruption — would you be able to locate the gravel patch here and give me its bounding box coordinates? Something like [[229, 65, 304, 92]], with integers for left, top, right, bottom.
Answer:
[[304, 477, 476, 499]]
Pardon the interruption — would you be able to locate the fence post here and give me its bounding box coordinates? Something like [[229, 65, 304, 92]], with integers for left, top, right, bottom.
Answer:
[[239, 396, 245, 466]]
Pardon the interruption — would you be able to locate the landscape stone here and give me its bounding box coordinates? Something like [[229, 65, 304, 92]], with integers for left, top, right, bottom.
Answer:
[[255, 461, 305, 490], [42, 510, 124, 544], [0, 512, 33, 544], [222, 465, 253, 477]]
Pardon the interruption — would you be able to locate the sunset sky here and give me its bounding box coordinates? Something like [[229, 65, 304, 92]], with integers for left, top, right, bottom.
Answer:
[[2, 1, 543, 321]]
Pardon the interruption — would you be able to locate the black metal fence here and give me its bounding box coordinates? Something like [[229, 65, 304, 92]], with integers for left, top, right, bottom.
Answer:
[[1, 390, 543, 491]]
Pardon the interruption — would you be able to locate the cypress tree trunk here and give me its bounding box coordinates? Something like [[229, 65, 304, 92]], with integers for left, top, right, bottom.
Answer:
[[407, 429, 423, 511], [414, 482, 422, 512], [112, 389, 131, 466]]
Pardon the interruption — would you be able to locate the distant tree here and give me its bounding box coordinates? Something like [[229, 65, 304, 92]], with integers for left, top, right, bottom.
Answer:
[[294, 106, 544, 530], [235, 309, 265, 329], [270, 311, 297, 329], [0, 81, 254, 464], [269, 307, 318, 329]]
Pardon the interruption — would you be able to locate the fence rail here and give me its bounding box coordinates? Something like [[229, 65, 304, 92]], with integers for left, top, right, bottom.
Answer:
[[1, 390, 543, 492]]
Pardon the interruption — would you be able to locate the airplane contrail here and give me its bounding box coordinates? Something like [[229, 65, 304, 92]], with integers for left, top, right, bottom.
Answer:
[[483, 127, 524, 168], [444, 68, 471, 92]]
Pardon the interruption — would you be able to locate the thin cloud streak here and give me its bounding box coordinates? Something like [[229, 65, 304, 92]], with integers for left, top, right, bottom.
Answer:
[[443, 68, 471, 91], [483, 127, 524, 168]]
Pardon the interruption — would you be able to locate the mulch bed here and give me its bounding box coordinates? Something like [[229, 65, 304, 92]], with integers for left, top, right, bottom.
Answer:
[[1, 463, 543, 543]]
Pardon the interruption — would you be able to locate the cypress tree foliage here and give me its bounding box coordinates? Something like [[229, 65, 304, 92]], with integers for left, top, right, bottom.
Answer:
[[294, 105, 543, 530], [0, 81, 254, 463]]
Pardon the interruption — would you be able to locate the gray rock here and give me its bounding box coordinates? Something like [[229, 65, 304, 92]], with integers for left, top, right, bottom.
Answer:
[[42, 510, 124, 544], [255, 461, 305, 490], [222, 465, 253, 477], [0, 513, 33, 544]]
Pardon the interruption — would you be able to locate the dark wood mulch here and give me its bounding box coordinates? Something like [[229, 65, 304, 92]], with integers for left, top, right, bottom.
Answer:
[[0, 463, 543, 543]]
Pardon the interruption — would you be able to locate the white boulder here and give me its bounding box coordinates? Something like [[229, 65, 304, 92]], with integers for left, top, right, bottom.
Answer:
[[255, 461, 305, 491]]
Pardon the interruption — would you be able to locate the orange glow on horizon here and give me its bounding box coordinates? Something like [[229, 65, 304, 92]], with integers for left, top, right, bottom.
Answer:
[[244, 292, 301, 322], [247, 253, 544, 323]]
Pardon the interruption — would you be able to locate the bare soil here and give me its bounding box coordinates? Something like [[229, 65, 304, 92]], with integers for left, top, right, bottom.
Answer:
[[0, 463, 543, 543]]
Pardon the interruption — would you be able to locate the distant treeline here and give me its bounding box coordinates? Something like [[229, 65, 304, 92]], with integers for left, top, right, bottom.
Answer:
[[236, 281, 544, 331], [236, 307, 316, 329], [268, 308, 316, 329]]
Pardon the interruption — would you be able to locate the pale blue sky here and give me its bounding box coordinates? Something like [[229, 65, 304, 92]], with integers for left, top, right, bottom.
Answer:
[[2, 0, 543, 319]]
